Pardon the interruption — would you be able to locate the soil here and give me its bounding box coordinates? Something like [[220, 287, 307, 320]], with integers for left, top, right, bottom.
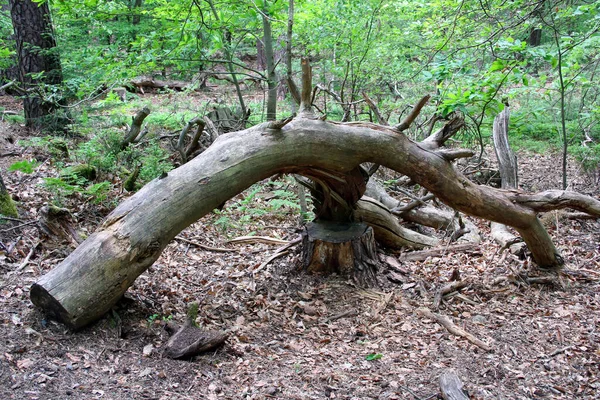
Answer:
[[1, 97, 600, 400]]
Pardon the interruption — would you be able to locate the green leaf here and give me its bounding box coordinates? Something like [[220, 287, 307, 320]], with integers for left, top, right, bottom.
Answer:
[[551, 57, 559, 69], [490, 60, 505, 72], [8, 160, 37, 174], [366, 353, 383, 361]]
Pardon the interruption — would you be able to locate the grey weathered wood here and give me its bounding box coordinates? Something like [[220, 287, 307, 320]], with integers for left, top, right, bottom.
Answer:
[[492, 107, 518, 190], [491, 106, 527, 255], [439, 371, 470, 400], [31, 115, 597, 328]]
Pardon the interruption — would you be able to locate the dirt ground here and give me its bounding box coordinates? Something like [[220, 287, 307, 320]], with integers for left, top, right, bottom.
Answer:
[[1, 101, 600, 400]]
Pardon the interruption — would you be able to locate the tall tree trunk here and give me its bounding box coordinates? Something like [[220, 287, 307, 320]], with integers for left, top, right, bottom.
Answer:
[[132, 0, 143, 25], [9, 0, 64, 130], [262, 4, 277, 121], [205, 0, 247, 122]]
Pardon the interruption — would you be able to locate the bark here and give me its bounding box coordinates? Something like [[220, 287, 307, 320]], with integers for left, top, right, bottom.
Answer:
[[30, 115, 600, 328], [0, 172, 18, 218], [121, 107, 150, 149], [491, 106, 526, 255], [9, 0, 64, 130], [302, 221, 380, 287], [439, 371, 470, 400], [261, 4, 277, 121]]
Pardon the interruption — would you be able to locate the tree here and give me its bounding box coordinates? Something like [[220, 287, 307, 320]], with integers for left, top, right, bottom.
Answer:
[[30, 63, 600, 329], [0, 170, 18, 218], [9, 0, 64, 130]]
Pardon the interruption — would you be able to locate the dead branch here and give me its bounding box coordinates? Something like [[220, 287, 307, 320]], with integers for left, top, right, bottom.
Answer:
[[174, 236, 236, 253], [121, 107, 150, 150], [510, 190, 600, 216], [417, 307, 492, 351], [433, 280, 469, 310], [399, 244, 481, 262], [362, 92, 388, 125], [395, 95, 430, 132]]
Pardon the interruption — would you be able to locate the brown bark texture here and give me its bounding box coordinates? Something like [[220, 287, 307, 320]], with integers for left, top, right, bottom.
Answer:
[[9, 0, 63, 129], [302, 221, 380, 287]]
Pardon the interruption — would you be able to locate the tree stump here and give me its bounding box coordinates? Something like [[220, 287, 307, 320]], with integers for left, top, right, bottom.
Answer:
[[302, 221, 380, 287]]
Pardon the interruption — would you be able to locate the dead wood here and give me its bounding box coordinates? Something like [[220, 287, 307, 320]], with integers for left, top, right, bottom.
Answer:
[[131, 77, 195, 92], [121, 107, 150, 149], [510, 190, 600, 215], [417, 307, 492, 351], [355, 196, 439, 249], [364, 181, 481, 244], [433, 280, 469, 310], [163, 320, 228, 360], [38, 205, 82, 244], [398, 244, 480, 262], [362, 92, 388, 125], [491, 107, 527, 256], [302, 221, 380, 287], [30, 61, 600, 328], [439, 371, 470, 400], [395, 95, 430, 132]]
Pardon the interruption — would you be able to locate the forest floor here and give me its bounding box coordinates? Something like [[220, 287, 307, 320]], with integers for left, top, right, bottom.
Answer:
[[1, 96, 600, 400]]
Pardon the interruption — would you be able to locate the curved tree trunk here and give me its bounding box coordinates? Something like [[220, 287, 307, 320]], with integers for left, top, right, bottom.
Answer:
[[29, 114, 600, 328]]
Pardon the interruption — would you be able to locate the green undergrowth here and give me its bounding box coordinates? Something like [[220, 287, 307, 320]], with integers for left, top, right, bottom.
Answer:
[[208, 177, 309, 237]]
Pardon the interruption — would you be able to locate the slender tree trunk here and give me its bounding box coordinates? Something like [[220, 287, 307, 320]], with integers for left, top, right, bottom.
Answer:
[[262, 4, 277, 121], [132, 0, 143, 25], [9, 0, 64, 130], [553, 30, 568, 190], [286, 0, 300, 110], [205, 0, 247, 121]]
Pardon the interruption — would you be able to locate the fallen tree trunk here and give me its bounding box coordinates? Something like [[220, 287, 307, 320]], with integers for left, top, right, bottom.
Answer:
[[30, 116, 600, 329]]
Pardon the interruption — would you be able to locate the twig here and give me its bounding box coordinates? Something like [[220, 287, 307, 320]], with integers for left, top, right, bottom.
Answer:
[[0, 220, 38, 233], [252, 237, 301, 274], [174, 236, 236, 252], [326, 309, 358, 322], [16, 242, 40, 272], [417, 307, 492, 351], [433, 280, 469, 310], [0, 215, 26, 223], [548, 345, 574, 357], [228, 236, 290, 245], [252, 251, 289, 275]]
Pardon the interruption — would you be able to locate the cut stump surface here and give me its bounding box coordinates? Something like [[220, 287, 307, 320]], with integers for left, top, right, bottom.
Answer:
[[302, 221, 380, 287]]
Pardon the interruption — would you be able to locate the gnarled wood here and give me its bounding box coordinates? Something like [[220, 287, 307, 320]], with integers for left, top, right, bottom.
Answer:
[[491, 106, 526, 255], [30, 115, 599, 328]]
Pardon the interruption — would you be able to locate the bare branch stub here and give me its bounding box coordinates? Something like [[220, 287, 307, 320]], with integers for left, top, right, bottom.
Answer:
[[395, 95, 430, 132], [299, 57, 314, 117]]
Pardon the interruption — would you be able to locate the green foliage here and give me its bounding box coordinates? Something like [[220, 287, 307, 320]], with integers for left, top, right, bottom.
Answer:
[[571, 144, 600, 173], [9, 160, 38, 174], [365, 353, 383, 361], [0, 192, 19, 219]]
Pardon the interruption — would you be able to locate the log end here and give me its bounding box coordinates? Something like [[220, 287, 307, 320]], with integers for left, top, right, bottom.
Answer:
[[30, 283, 75, 329]]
